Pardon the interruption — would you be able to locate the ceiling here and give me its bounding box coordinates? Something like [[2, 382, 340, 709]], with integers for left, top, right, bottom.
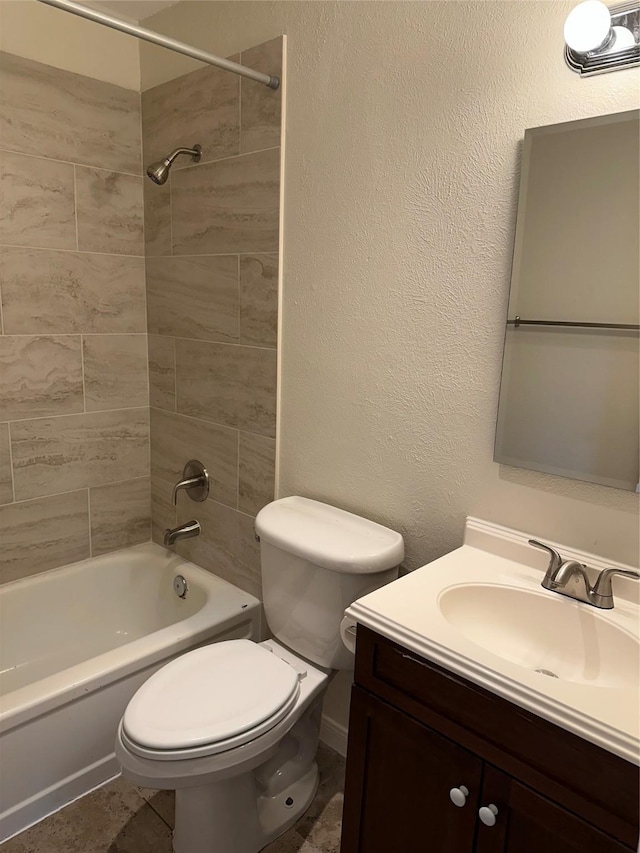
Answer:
[[86, 1, 180, 22]]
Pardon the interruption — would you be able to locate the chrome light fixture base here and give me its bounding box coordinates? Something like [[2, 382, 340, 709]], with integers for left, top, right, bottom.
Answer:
[[565, 1, 640, 75]]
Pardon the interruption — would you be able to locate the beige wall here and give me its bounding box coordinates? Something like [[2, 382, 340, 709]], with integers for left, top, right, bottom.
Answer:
[[0, 0, 140, 89], [140, 1, 640, 572], [0, 52, 150, 583], [144, 37, 283, 600]]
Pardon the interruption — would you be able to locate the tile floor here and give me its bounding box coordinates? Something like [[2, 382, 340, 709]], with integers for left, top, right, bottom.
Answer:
[[2, 744, 345, 853]]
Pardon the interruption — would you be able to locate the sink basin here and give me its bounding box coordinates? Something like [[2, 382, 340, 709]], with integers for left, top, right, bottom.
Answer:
[[438, 584, 639, 689]]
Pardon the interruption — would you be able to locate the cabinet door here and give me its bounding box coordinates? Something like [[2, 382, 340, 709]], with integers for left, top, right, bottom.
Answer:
[[340, 686, 483, 853], [475, 766, 636, 853]]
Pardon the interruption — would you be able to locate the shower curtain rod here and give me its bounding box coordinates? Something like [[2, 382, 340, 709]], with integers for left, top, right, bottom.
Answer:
[[36, 0, 280, 89]]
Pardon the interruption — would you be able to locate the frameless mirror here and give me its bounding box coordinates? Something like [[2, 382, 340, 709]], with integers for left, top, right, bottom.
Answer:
[[495, 110, 639, 491]]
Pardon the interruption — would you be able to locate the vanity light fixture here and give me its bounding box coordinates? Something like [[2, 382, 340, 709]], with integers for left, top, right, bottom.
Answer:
[[564, 0, 640, 75]]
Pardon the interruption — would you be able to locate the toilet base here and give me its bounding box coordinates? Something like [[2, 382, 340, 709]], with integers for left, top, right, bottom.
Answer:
[[171, 700, 323, 853], [172, 763, 319, 853]]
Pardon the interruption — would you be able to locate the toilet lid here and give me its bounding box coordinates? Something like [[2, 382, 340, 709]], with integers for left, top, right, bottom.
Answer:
[[123, 640, 300, 752]]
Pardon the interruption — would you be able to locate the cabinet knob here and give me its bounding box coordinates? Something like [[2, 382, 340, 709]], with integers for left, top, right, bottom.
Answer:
[[478, 804, 499, 827], [449, 786, 469, 807]]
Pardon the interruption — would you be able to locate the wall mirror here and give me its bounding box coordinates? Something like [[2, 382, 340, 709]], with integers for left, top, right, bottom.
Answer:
[[495, 110, 639, 492]]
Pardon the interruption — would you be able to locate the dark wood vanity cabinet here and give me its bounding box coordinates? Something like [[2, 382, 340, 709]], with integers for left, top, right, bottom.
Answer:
[[340, 627, 639, 853]]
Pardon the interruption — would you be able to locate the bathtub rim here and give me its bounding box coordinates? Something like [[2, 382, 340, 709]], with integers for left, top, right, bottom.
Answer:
[[0, 542, 261, 734]]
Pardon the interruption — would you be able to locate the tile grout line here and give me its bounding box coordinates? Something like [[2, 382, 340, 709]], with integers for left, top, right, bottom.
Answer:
[[173, 335, 276, 353], [0, 258, 4, 334], [149, 405, 275, 443], [73, 165, 79, 252], [174, 144, 280, 175], [0, 476, 150, 510], [236, 428, 241, 511], [6, 421, 17, 504], [7, 404, 149, 425], [172, 336, 178, 413], [237, 253, 242, 347], [87, 486, 93, 557], [169, 172, 174, 256], [146, 250, 279, 260], [0, 144, 143, 179], [4, 333, 148, 338], [0, 242, 145, 260], [238, 58, 243, 156], [144, 795, 174, 832], [80, 334, 87, 413]]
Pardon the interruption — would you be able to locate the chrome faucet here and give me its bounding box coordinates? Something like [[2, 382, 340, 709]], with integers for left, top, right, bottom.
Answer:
[[164, 520, 201, 547], [163, 460, 209, 548], [529, 539, 640, 609]]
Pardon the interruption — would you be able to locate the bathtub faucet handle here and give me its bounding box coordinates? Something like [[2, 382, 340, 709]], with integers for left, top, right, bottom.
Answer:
[[171, 460, 209, 505]]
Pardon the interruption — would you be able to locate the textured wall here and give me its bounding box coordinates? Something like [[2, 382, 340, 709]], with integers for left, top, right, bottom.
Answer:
[[144, 37, 282, 599], [0, 52, 150, 584], [0, 0, 140, 89], [141, 1, 640, 572]]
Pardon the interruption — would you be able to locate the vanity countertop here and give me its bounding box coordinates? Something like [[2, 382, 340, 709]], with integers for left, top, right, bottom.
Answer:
[[345, 517, 640, 765]]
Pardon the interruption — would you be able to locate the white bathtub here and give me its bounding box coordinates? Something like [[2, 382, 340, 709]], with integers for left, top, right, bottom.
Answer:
[[0, 542, 261, 842]]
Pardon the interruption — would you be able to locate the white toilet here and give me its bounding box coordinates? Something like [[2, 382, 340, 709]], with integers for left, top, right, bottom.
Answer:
[[115, 496, 403, 853]]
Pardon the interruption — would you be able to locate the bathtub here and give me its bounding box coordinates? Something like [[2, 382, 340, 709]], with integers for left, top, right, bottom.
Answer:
[[0, 542, 261, 842]]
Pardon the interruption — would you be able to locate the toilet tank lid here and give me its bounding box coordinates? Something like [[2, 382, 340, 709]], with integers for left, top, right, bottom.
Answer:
[[255, 496, 404, 574]]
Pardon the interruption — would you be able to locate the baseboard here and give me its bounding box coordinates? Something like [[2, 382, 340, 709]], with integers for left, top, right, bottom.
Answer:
[[319, 713, 348, 758]]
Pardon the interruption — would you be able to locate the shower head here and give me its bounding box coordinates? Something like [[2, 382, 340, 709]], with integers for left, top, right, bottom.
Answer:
[[146, 144, 202, 185]]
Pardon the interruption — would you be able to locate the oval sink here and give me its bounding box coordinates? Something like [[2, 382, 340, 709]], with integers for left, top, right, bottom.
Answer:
[[438, 584, 639, 689]]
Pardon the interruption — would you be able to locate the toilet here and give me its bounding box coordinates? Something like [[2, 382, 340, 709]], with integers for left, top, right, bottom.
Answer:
[[115, 496, 404, 853]]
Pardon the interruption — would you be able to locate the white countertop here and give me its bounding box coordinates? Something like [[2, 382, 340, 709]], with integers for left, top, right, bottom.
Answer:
[[345, 517, 640, 765]]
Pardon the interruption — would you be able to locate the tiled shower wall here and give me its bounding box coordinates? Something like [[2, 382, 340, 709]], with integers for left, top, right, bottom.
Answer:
[[0, 38, 281, 594], [0, 53, 150, 584], [144, 37, 282, 600]]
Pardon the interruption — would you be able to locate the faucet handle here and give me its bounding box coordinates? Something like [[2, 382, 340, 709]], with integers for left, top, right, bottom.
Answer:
[[171, 460, 209, 505], [528, 539, 563, 573], [591, 568, 640, 608]]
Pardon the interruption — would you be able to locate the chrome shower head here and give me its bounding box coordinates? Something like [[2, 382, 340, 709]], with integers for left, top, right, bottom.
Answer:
[[146, 144, 202, 185]]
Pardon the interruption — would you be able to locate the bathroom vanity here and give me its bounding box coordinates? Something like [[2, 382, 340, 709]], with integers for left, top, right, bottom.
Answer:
[[339, 519, 640, 852]]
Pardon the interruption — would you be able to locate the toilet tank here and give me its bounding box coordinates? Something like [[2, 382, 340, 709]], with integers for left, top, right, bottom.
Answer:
[[254, 497, 404, 670]]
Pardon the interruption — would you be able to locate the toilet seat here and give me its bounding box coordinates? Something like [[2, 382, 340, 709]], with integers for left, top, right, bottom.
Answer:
[[122, 640, 301, 761]]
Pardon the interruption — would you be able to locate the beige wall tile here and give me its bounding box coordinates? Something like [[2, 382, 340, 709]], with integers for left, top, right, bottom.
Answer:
[[240, 38, 282, 155], [11, 408, 149, 501], [83, 334, 149, 412], [0, 151, 75, 249], [0, 335, 83, 421], [171, 148, 280, 255], [143, 178, 171, 257], [142, 59, 239, 170], [90, 476, 151, 556], [150, 407, 237, 508], [0, 248, 146, 334], [238, 431, 275, 515], [148, 335, 175, 411], [176, 498, 261, 598], [0, 490, 90, 583], [147, 255, 239, 342], [76, 166, 144, 256], [176, 339, 277, 437], [0, 423, 13, 505], [239, 253, 278, 347], [0, 52, 141, 174], [151, 476, 176, 546]]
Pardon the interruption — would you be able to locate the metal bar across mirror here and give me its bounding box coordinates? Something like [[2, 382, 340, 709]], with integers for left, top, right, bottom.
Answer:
[[495, 110, 640, 492]]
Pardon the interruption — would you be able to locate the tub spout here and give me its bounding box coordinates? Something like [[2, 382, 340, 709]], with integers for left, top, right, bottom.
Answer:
[[164, 520, 200, 547]]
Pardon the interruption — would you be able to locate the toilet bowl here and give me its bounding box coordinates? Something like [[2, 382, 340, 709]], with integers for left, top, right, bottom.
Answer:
[[116, 496, 404, 853], [116, 639, 329, 853]]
